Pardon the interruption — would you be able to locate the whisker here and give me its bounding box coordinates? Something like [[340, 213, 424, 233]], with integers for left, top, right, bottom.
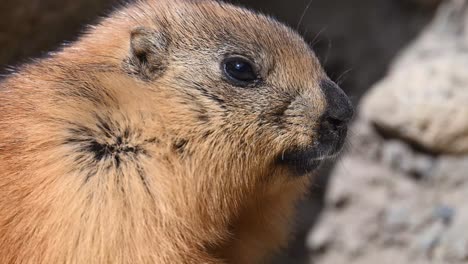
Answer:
[[324, 37, 332, 65], [296, 0, 314, 31], [310, 27, 327, 48], [336, 68, 353, 86]]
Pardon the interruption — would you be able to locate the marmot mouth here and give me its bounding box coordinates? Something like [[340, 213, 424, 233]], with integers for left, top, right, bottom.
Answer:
[[277, 147, 326, 176], [277, 127, 348, 176]]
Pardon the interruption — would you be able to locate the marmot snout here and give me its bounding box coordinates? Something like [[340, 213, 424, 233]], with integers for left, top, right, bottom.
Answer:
[[0, 0, 353, 263]]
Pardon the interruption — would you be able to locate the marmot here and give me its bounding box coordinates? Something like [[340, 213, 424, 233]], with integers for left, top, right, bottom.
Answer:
[[0, 0, 353, 263]]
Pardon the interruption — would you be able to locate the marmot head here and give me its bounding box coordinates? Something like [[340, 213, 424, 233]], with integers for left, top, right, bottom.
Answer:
[[117, 0, 353, 173], [64, 0, 353, 216]]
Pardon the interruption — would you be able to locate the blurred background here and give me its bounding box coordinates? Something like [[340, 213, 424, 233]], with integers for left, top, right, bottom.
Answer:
[[2, 0, 467, 263]]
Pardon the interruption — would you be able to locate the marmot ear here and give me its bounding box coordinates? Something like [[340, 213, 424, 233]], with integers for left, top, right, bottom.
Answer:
[[125, 27, 169, 80]]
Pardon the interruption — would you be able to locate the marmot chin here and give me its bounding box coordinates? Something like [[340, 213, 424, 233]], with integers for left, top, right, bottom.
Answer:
[[0, 0, 354, 263]]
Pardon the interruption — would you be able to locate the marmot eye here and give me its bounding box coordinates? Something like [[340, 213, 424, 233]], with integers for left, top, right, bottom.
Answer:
[[222, 57, 258, 86]]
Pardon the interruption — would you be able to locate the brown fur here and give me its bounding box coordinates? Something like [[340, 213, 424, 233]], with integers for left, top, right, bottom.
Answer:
[[0, 0, 332, 263]]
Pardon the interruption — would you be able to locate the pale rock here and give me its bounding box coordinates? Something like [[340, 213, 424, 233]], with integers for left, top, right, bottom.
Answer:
[[361, 0, 468, 154]]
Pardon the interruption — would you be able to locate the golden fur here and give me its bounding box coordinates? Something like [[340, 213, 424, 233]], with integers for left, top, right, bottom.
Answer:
[[0, 0, 336, 263]]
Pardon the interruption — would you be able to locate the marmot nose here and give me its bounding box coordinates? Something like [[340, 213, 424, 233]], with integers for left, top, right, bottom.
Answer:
[[322, 100, 354, 131], [320, 79, 354, 131], [323, 114, 349, 132]]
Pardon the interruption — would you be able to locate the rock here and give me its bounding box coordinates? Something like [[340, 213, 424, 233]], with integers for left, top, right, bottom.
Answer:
[[308, 138, 468, 264], [350, 119, 384, 161], [430, 156, 468, 187], [433, 205, 456, 225], [439, 210, 468, 262], [377, 139, 436, 179], [413, 222, 445, 257], [361, 0, 468, 154], [307, 221, 337, 253], [411, 154, 435, 179], [384, 205, 411, 232], [380, 140, 414, 172], [440, 234, 468, 261]]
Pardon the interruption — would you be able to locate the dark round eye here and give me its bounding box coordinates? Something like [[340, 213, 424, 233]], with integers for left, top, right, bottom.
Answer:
[[222, 56, 258, 86]]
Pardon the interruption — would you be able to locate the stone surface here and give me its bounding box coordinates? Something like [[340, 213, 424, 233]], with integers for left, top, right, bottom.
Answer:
[[361, 0, 468, 154], [308, 150, 468, 264]]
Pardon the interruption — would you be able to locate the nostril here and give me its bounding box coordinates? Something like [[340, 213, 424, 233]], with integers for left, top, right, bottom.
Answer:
[[325, 116, 346, 130], [323, 102, 355, 130]]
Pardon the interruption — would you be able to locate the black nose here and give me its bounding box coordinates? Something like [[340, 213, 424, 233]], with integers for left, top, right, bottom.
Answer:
[[323, 115, 348, 132], [320, 79, 354, 130]]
